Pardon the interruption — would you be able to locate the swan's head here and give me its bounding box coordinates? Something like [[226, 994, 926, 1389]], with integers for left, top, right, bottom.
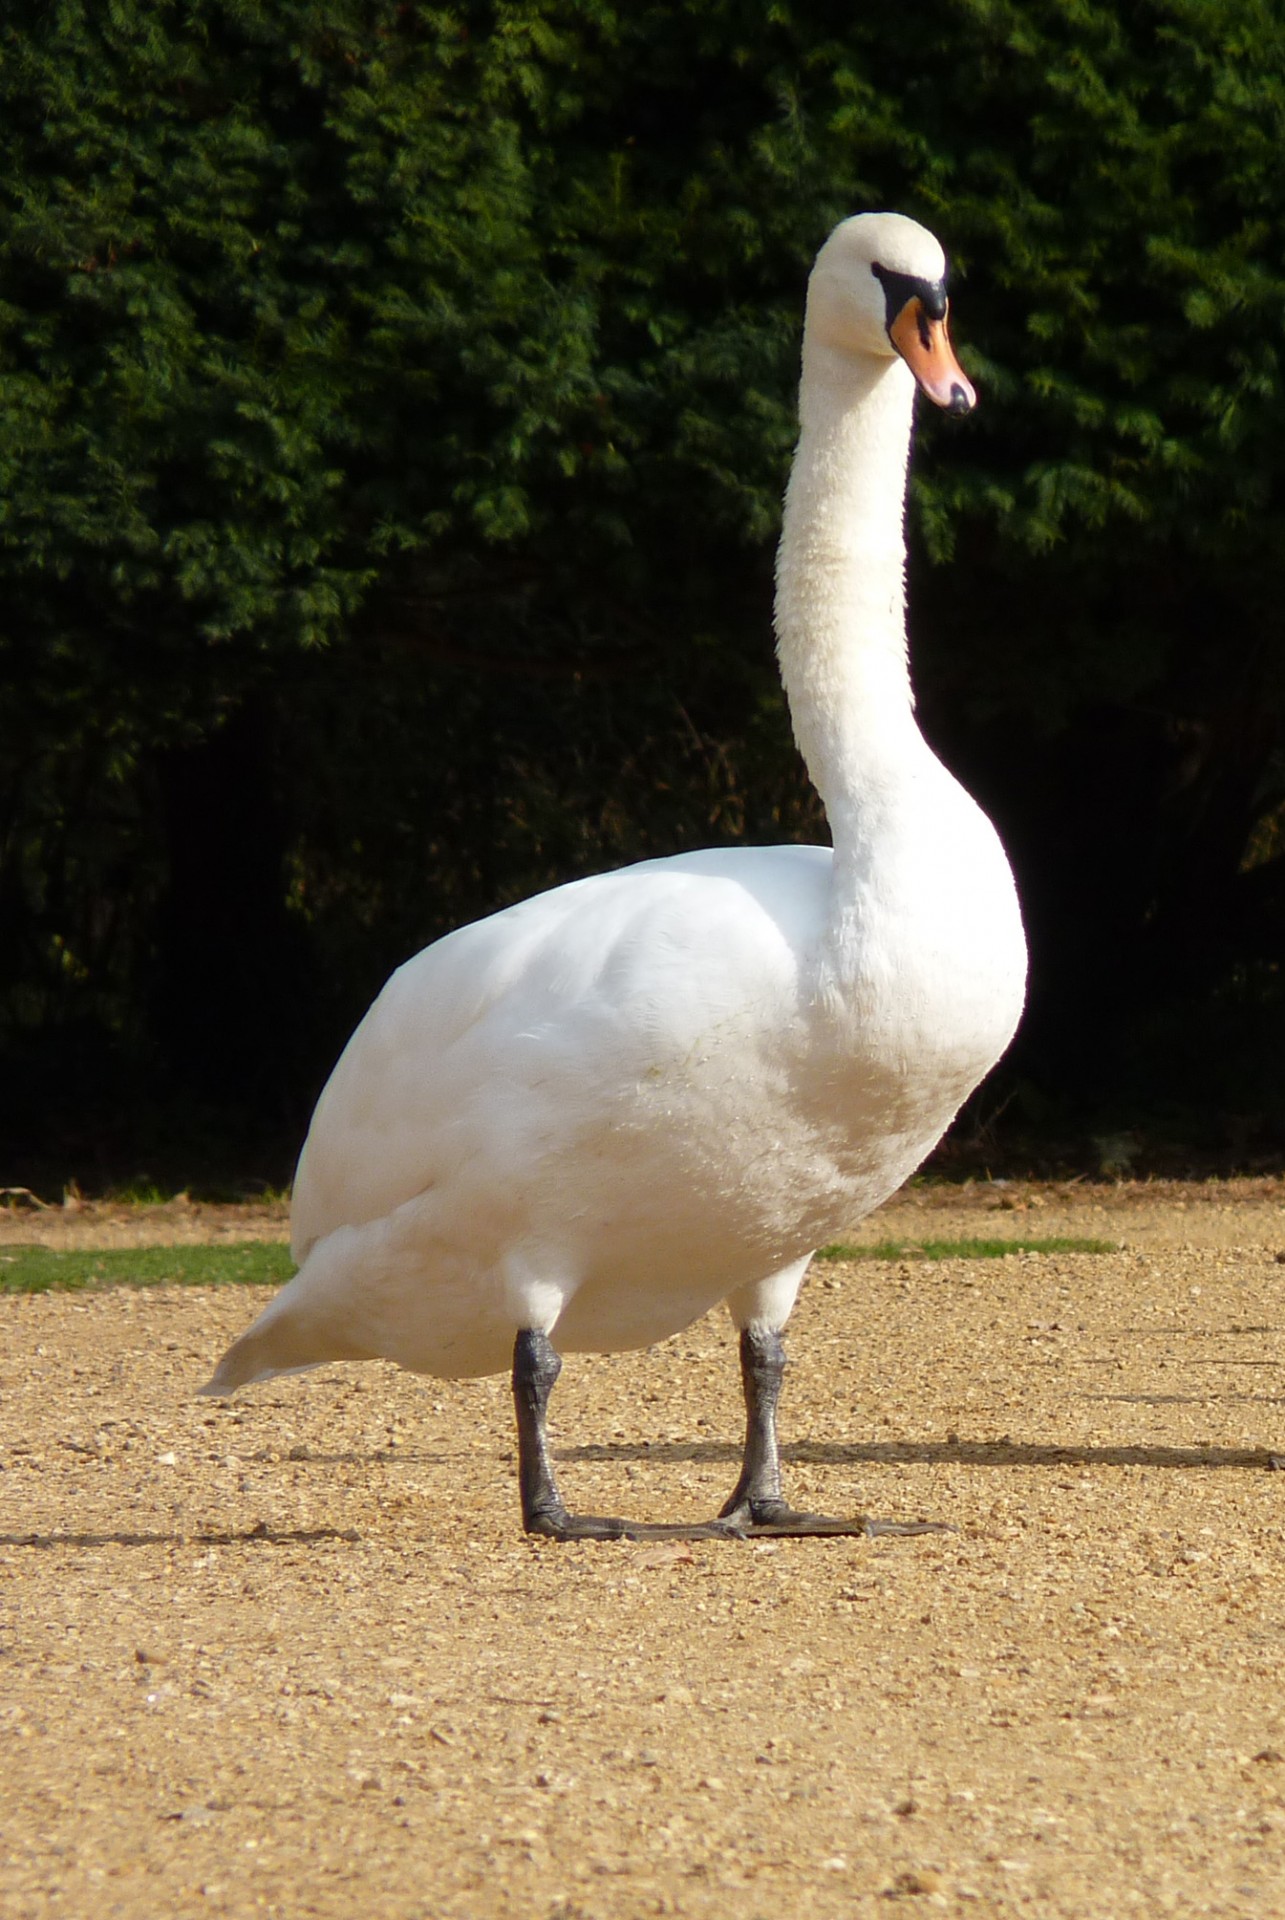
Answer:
[[805, 212, 976, 416]]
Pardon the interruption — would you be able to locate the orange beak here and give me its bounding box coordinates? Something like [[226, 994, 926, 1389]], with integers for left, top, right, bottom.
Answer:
[[888, 296, 976, 415]]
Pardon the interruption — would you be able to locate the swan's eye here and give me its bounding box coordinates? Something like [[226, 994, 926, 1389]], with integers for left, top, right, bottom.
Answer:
[[872, 263, 949, 333]]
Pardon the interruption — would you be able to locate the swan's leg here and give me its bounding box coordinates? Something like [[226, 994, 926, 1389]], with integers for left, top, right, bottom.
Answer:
[[718, 1324, 791, 1523], [718, 1325, 946, 1539], [511, 1330, 733, 1542]]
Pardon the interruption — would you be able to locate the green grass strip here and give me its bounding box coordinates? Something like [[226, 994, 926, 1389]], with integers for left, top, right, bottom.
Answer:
[[0, 1243, 295, 1295], [817, 1235, 1119, 1263], [0, 1234, 1119, 1296]]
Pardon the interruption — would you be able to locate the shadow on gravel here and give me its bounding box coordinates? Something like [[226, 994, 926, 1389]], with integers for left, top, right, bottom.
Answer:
[[206, 1449, 456, 1466], [561, 1437, 1283, 1471], [0, 1524, 362, 1549]]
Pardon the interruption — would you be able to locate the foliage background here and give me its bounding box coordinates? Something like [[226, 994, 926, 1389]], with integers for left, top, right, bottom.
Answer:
[[2, 0, 1283, 1188]]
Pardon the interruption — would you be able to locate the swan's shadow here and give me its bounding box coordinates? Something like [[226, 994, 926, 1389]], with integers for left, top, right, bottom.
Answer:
[[4, 1434, 1278, 1553], [562, 1435, 1283, 1471]]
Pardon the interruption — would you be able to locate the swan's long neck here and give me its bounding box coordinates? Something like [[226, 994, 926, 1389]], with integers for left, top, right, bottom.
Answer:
[[774, 339, 923, 856]]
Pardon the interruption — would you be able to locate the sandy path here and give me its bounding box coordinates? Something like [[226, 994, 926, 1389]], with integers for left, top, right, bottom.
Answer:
[[1, 1181, 1283, 1918]]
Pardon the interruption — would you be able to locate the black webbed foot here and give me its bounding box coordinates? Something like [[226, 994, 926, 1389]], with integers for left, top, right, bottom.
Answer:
[[524, 1504, 741, 1543], [719, 1494, 949, 1539], [716, 1327, 950, 1538]]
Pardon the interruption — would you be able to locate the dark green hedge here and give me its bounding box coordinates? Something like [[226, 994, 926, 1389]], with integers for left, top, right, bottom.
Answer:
[[2, 1, 1283, 1181]]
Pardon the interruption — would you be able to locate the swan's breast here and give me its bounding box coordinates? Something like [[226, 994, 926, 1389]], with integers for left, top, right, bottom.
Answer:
[[815, 760, 1027, 1127]]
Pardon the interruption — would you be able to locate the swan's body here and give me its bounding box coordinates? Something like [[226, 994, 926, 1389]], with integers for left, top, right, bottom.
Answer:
[[206, 213, 1027, 1538]]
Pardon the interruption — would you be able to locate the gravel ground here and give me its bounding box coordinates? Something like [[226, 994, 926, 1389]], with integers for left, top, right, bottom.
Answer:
[[1, 1179, 1284, 1919]]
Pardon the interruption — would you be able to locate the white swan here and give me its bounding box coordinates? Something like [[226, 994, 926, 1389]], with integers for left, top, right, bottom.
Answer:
[[204, 213, 1027, 1540]]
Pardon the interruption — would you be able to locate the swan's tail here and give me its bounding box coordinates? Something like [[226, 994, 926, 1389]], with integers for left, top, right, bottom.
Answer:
[[199, 1314, 326, 1397], [198, 1230, 373, 1397], [199, 1205, 516, 1392]]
